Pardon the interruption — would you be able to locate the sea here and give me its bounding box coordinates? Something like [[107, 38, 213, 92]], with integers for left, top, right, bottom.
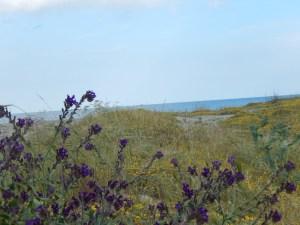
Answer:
[[1, 94, 299, 123]]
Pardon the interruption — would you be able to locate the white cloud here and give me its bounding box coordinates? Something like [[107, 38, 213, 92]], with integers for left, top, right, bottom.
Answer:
[[0, 0, 168, 12]]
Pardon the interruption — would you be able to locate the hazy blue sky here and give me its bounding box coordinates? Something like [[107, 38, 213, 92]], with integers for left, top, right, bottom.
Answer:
[[1, 0, 300, 112]]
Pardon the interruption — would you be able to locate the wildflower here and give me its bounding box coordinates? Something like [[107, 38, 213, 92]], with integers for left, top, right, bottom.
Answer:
[[90, 124, 102, 135], [182, 183, 194, 198], [84, 142, 94, 151], [25, 118, 34, 127], [20, 191, 29, 202], [25, 217, 42, 225], [271, 210, 282, 223], [16, 118, 26, 128], [24, 152, 33, 162], [227, 155, 235, 166], [2, 189, 14, 200], [119, 138, 128, 148], [56, 147, 68, 160], [85, 91, 96, 102], [188, 166, 197, 176], [284, 161, 295, 172], [269, 194, 278, 205], [108, 180, 119, 189], [175, 202, 183, 212], [65, 95, 77, 108], [51, 203, 59, 214], [235, 172, 245, 182], [285, 182, 296, 194], [221, 169, 235, 186], [212, 160, 221, 170], [80, 164, 92, 177], [61, 127, 70, 139], [154, 151, 164, 159], [170, 158, 179, 167], [13, 142, 24, 153], [198, 207, 208, 223], [201, 167, 211, 178]]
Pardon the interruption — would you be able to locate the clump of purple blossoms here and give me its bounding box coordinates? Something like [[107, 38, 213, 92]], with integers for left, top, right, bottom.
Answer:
[[16, 118, 26, 128], [201, 167, 211, 178], [57, 147, 68, 160], [25, 217, 42, 225], [65, 95, 77, 108], [284, 182, 297, 193], [90, 124, 102, 135], [212, 160, 221, 170], [271, 210, 282, 223], [85, 90, 96, 102], [119, 138, 128, 149], [170, 158, 179, 167], [154, 151, 164, 159], [284, 161, 295, 172], [198, 207, 208, 223], [61, 127, 71, 139], [84, 142, 94, 151], [182, 183, 194, 199], [188, 166, 197, 176]]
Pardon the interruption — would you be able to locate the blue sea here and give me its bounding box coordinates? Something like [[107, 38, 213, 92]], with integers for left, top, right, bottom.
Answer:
[[1, 94, 299, 123]]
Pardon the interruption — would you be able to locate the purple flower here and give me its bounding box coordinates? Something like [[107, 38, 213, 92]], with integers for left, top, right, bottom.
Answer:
[[2, 189, 13, 200], [212, 160, 221, 170], [61, 127, 71, 139], [24, 152, 33, 162], [154, 151, 164, 159], [284, 161, 295, 172], [90, 124, 102, 135], [201, 168, 211, 178], [227, 155, 235, 166], [25, 217, 41, 225], [108, 180, 119, 189], [170, 158, 179, 167], [271, 210, 282, 223], [182, 183, 194, 198], [20, 191, 29, 202], [285, 182, 297, 194], [119, 139, 128, 148], [16, 118, 26, 128], [84, 142, 94, 151], [235, 172, 245, 182], [198, 207, 208, 223], [85, 91, 96, 102], [25, 118, 34, 127], [175, 202, 183, 212], [56, 147, 68, 160], [80, 164, 92, 177], [156, 202, 167, 212], [52, 203, 59, 214], [188, 166, 197, 176], [13, 142, 24, 153], [221, 169, 235, 186], [65, 95, 77, 108]]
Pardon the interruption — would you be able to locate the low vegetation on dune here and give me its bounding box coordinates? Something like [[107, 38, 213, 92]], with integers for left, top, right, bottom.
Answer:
[[0, 92, 299, 225]]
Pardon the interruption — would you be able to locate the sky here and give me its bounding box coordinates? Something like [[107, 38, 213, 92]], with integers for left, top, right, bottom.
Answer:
[[1, 0, 300, 112]]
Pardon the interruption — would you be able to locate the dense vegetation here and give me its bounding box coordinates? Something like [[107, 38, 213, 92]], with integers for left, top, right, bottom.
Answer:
[[0, 92, 299, 225]]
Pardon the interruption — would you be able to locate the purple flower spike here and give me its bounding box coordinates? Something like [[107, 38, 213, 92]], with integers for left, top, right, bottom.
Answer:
[[85, 90, 96, 102], [227, 155, 236, 166], [201, 167, 211, 178], [61, 127, 71, 139], [65, 95, 77, 108], [235, 172, 245, 182], [284, 161, 295, 172], [119, 138, 128, 148], [271, 210, 282, 223], [16, 118, 26, 128], [182, 183, 194, 198], [56, 147, 68, 160], [91, 124, 102, 135], [285, 182, 297, 194], [84, 142, 94, 151], [212, 160, 221, 170], [154, 151, 164, 159], [188, 166, 197, 176], [25, 218, 42, 225], [198, 207, 209, 223], [170, 158, 179, 167]]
